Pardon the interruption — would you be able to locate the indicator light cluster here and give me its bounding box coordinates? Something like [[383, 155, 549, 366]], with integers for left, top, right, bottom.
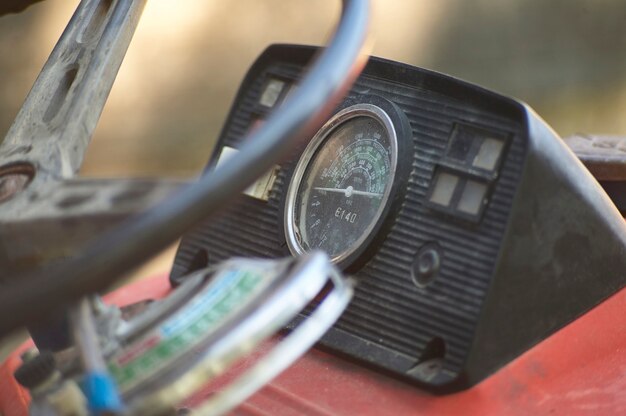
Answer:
[[427, 124, 508, 221]]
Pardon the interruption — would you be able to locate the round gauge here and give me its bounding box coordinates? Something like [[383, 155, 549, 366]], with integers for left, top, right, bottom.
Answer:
[[285, 103, 401, 265]]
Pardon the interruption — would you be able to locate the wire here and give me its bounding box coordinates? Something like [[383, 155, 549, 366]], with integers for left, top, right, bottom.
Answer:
[[191, 269, 354, 416], [70, 298, 123, 414], [0, 0, 370, 336]]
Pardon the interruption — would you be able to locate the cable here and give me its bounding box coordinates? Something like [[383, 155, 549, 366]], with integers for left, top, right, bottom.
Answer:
[[0, 0, 370, 336], [190, 269, 354, 416], [70, 298, 123, 414]]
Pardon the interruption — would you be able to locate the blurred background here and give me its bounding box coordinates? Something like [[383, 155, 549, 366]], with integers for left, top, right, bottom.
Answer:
[[0, 0, 625, 276]]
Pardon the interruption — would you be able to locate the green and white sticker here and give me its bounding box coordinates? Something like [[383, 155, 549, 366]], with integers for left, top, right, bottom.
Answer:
[[109, 266, 271, 391]]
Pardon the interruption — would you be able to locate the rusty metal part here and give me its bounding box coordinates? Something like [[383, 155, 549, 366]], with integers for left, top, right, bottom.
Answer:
[[563, 134, 626, 181]]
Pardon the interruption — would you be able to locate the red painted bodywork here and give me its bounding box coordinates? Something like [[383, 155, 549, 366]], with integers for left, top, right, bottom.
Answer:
[[2, 273, 625, 416]]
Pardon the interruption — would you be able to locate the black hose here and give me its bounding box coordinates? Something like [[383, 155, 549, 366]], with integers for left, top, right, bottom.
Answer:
[[0, 0, 370, 336]]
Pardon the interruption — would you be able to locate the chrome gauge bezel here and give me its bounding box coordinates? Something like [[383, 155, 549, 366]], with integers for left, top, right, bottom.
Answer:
[[284, 103, 400, 265]]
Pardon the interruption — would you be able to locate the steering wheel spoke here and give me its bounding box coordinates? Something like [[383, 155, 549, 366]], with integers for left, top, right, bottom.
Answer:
[[1, 0, 146, 179]]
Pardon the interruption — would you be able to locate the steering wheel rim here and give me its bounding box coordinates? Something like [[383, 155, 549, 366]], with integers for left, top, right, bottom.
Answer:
[[0, 0, 371, 337]]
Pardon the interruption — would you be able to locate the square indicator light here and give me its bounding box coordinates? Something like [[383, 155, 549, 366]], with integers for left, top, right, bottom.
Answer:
[[447, 127, 475, 162], [457, 180, 488, 215], [259, 78, 286, 108], [217, 146, 278, 201], [430, 172, 460, 207], [473, 138, 505, 171]]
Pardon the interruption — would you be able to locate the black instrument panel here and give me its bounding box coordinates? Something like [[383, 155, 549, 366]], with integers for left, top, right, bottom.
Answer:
[[173, 45, 626, 393], [172, 44, 529, 391], [172, 46, 524, 392]]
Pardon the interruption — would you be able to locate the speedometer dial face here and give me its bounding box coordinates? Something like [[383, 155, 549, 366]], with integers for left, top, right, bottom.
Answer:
[[285, 104, 399, 264]]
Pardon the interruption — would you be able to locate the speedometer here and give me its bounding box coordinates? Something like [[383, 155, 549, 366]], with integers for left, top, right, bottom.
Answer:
[[285, 101, 407, 266]]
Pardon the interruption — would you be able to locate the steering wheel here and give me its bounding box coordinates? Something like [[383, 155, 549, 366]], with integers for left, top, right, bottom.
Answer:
[[0, 0, 370, 336]]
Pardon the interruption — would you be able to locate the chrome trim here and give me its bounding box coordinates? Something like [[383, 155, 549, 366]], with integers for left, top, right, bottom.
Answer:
[[284, 103, 399, 265]]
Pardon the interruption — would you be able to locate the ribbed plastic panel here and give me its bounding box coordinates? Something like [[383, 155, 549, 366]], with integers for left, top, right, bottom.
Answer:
[[172, 49, 524, 383]]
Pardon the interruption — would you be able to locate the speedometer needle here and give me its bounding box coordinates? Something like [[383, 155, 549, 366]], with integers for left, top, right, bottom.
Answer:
[[313, 185, 383, 198]]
